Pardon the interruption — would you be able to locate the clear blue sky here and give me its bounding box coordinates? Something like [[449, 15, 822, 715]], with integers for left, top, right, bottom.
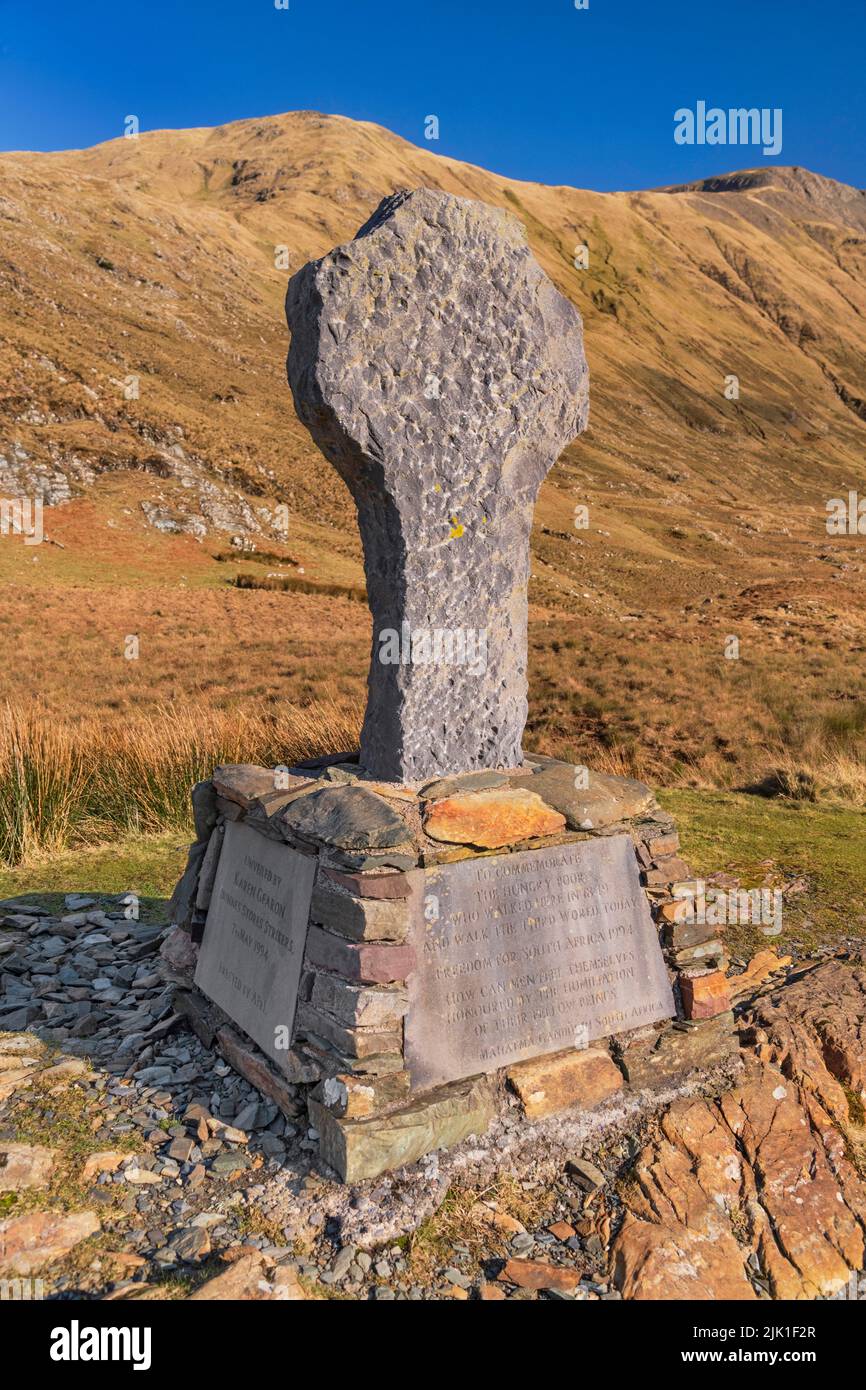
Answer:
[[1, 0, 863, 190]]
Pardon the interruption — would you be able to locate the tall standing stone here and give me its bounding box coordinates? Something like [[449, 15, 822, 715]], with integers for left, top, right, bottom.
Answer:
[[285, 188, 588, 783]]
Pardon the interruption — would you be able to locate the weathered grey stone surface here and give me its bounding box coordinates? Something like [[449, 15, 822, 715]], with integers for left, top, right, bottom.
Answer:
[[195, 823, 224, 911], [191, 778, 218, 841], [512, 763, 656, 831], [194, 821, 316, 1076], [286, 188, 588, 783], [168, 839, 206, 929], [616, 1012, 739, 1089], [420, 770, 509, 800], [309, 879, 410, 942], [310, 1069, 411, 1120], [309, 971, 409, 1029], [295, 1000, 402, 1059], [170, 779, 221, 925], [308, 1073, 495, 1183], [320, 848, 417, 873], [404, 836, 674, 1090], [212, 764, 280, 809], [282, 785, 413, 851]]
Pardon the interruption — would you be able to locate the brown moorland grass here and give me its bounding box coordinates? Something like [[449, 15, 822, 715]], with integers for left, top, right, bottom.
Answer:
[[1, 532, 864, 789], [0, 701, 360, 866], [0, 694, 863, 869]]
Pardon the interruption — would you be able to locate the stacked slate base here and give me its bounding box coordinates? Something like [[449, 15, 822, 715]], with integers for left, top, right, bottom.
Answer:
[[167, 753, 738, 1183]]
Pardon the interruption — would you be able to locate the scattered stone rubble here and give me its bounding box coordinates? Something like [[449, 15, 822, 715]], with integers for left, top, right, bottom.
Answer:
[[0, 427, 284, 543], [2, 878, 864, 1300]]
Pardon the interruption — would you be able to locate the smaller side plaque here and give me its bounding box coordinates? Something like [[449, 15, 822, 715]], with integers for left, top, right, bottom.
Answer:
[[405, 835, 674, 1090], [194, 820, 316, 1073]]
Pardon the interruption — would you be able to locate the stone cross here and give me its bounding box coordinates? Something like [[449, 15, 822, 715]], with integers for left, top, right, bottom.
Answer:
[[285, 188, 588, 783]]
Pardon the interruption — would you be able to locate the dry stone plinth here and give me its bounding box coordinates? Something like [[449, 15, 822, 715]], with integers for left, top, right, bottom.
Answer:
[[169, 751, 711, 1181], [286, 188, 588, 783]]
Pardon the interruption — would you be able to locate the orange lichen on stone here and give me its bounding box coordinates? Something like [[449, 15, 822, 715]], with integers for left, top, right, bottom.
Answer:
[[423, 787, 565, 849]]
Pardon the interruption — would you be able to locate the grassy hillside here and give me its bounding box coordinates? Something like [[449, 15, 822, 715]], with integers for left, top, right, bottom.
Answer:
[[0, 112, 864, 793]]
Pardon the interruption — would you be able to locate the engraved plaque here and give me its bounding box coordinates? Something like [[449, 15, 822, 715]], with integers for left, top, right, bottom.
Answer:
[[194, 820, 316, 1072], [405, 836, 674, 1090]]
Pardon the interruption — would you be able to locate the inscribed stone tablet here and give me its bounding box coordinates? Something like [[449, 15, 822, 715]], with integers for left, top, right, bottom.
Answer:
[[194, 821, 316, 1072], [404, 836, 673, 1090]]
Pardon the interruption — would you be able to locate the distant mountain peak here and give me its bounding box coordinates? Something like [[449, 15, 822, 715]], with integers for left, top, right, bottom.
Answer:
[[659, 166, 866, 229]]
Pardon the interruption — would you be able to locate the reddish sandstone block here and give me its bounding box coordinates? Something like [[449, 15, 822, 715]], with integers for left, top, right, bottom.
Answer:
[[304, 924, 415, 984], [645, 831, 680, 859], [548, 1220, 576, 1241], [424, 788, 565, 849], [679, 971, 732, 1020], [728, 950, 791, 1001], [498, 1258, 583, 1292], [322, 868, 413, 899], [641, 856, 692, 887], [655, 898, 707, 926], [479, 1281, 507, 1301], [507, 1046, 623, 1118]]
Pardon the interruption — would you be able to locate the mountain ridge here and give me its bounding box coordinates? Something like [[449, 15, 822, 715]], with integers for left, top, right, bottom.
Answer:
[[0, 111, 864, 783]]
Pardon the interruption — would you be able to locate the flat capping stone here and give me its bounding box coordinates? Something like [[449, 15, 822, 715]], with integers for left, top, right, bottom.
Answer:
[[203, 766, 672, 860], [281, 784, 415, 852], [291, 751, 360, 772]]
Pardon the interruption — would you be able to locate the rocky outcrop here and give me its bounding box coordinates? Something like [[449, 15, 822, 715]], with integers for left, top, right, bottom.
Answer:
[[744, 960, 866, 1121], [613, 960, 866, 1300]]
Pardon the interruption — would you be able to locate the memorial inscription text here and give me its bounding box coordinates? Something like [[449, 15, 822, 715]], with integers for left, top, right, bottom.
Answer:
[[405, 836, 673, 1089], [194, 821, 316, 1072]]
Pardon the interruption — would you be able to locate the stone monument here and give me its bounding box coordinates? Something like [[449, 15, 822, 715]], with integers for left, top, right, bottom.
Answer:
[[285, 188, 588, 783], [169, 189, 737, 1184]]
